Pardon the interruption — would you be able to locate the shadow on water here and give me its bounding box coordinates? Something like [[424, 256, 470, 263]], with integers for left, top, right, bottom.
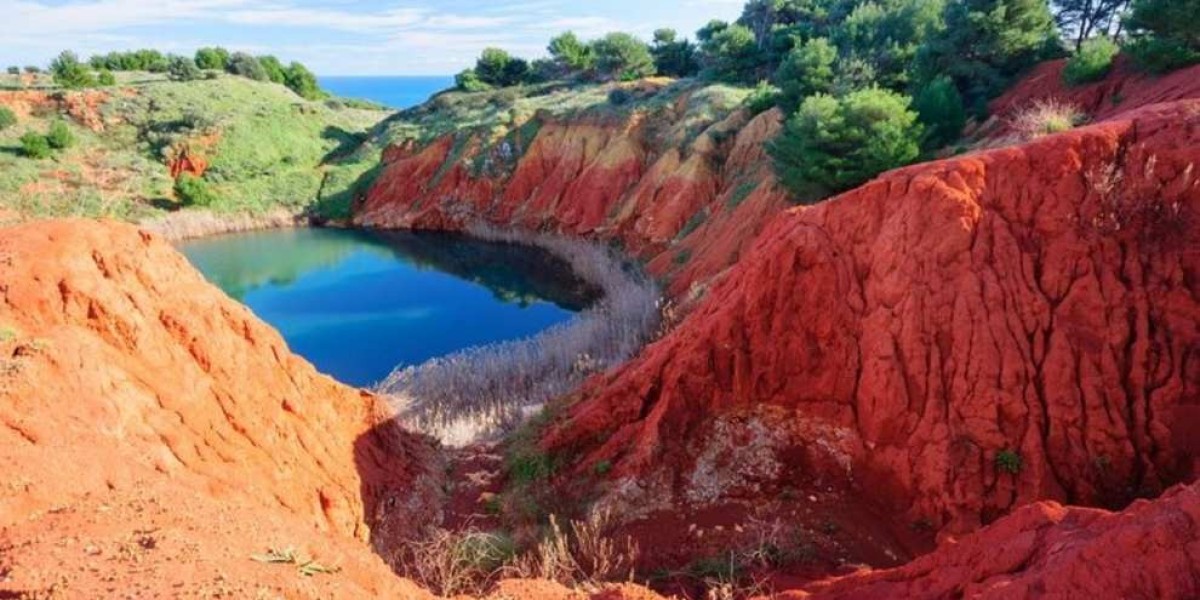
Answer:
[[363, 229, 603, 312]]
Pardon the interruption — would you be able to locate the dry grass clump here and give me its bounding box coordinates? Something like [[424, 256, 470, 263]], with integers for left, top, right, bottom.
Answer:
[[1009, 99, 1086, 139], [379, 224, 660, 446], [397, 511, 638, 596], [139, 207, 303, 241]]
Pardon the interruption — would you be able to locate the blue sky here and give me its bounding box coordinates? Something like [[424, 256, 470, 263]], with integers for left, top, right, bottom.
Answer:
[[6, 0, 744, 75]]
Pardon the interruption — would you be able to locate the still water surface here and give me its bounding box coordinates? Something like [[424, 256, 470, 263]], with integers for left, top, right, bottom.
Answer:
[[180, 228, 595, 387]]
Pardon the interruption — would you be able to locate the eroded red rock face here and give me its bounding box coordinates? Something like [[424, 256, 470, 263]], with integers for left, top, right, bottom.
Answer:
[[0, 220, 438, 598], [543, 100, 1200, 537], [356, 97, 792, 298], [785, 481, 1200, 600]]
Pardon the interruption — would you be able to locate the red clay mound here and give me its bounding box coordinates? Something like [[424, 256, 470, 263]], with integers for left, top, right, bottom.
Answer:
[[986, 56, 1200, 135], [542, 99, 1200, 541], [785, 481, 1200, 599], [0, 220, 438, 598]]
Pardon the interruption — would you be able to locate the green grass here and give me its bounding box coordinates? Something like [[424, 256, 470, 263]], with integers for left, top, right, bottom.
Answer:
[[0, 73, 388, 220]]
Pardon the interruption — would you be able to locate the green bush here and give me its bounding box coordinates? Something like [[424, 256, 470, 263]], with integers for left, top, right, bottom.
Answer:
[[548, 31, 596, 73], [195, 47, 230, 71], [775, 37, 836, 112], [283, 62, 322, 99], [1126, 0, 1200, 73], [46, 121, 74, 150], [0, 107, 15, 130], [50, 51, 96, 89], [6, 66, 18, 75], [20, 132, 52, 159], [167, 56, 202, 82], [913, 75, 966, 149], [476, 47, 518, 87], [227, 52, 268, 81], [258, 55, 287, 84], [651, 28, 699, 77], [454, 68, 491, 92], [592, 32, 656, 81], [23, 66, 40, 74], [996, 449, 1023, 474], [1063, 37, 1119, 85], [174, 173, 218, 207], [97, 69, 116, 86], [769, 87, 922, 198], [744, 80, 780, 116], [700, 22, 763, 84]]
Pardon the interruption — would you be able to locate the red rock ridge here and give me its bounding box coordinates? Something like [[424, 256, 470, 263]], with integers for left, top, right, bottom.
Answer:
[[356, 96, 792, 297], [542, 99, 1200, 537], [0, 220, 438, 597]]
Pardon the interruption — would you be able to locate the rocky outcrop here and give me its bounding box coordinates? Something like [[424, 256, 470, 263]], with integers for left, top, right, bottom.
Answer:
[[787, 481, 1200, 599], [356, 92, 792, 297], [541, 99, 1200, 537], [0, 220, 438, 597]]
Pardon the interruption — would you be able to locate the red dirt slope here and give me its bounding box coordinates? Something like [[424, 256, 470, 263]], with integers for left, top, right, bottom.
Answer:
[[356, 94, 792, 298], [0, 220, 438, 598], [542, 99, 1200, 540]]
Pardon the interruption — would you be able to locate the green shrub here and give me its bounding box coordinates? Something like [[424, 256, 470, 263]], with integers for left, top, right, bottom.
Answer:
[[20, 132, 52, 159], [744, 81, 780, 116], [913, 75, 966, 149], [996, 449, 1023, 474], [775, 37, 836, 112], [46, 121, 74, 150], [23, 66, 40, 74], [592, 32, 656, 81], [454, 68, 491, 92], [0, 107, 15, 130], [1126, 0, 1200, 74], [50, 51, 96, 89], [769, 88, 923, 199], [283, 62, 322, 99], [1063, 37, 1119, 85], [167, 56, 202, 82], [549, 31, 596, 73], [593, 460, 613, 476], [194, 47, 230, 70], [6, 66, 18, 75], [258, 55, 287, 84], [227, 52, 268, 81], [607, 87, 633, 105], [699, 22, 763, 84], [97, 69, 116, 86], [651, 28, 699, 77], [174, 173, 218, 207]]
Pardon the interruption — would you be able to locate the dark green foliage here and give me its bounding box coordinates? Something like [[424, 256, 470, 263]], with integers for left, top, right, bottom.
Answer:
[[548, 31, 596, 74], [226, 52, 268, 81], [608, 87, 633, 105], [916, 0, 1061, 110], [834, 0, 946, 89], [592, 32, 656, 81], [996, 449, 1023, 474], [476, 47, 517, 86], [1063, 36, 1120, 85], [701, 22, 765, 84], [454, 68, 491, 92], [1125, 0, 1200, 73], [23, 66, 41, 74], [50, 51, 96, 89], [258, 55, 287, 84], [1053, 0, 1129, 50], [677, 209, 708, 239], [726, 180, 760, 209], [167, 56, 202, 82], [776, 37, 836, 112], [0, 107, 15, 130], [913, 75, 966, 148], [593, 460, 613, 476], [769, 87, 922, 198], [195, 47, 230, 70], [19, 132, 52, 159], [744, 80, 781, 115], [652, 28, 700, 77], [174, 173, 218, 207], [284, 62, 323, 99], [501, 57, 531, 86], [46, 120, 74, 150], [6, 66, 18, 75], [88, 49, 168, 72]]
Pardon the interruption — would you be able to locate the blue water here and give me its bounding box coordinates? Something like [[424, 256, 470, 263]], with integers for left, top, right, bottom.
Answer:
[[179, 228, 596, 387], [319, 75, 454, 109]]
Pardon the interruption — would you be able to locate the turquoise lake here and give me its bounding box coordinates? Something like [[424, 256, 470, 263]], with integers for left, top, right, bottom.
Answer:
[[319, 75, 454, 109], [179, 228, 596, 387]]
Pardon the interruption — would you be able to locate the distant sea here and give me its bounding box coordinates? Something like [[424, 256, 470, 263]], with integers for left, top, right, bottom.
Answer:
[[319, 76, 455, 110]]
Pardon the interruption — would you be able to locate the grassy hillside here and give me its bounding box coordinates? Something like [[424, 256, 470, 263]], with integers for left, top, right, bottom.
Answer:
[[0, 73, 388, 221]]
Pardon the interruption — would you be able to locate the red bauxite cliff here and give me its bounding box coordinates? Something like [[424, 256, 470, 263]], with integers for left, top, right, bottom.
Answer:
[[0, 221, 440, 598]]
